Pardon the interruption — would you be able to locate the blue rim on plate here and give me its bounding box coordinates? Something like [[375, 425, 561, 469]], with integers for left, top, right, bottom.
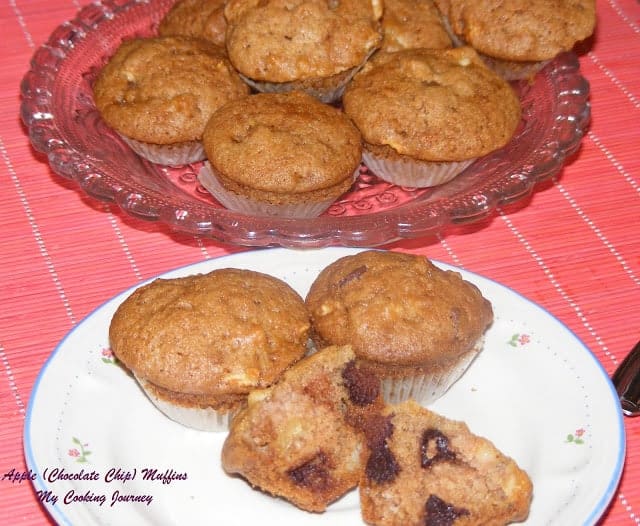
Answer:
[[24, 248, 625, 525]]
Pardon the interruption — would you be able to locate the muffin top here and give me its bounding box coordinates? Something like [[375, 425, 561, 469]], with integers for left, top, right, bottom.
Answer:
[[224, 0, 383, 82], [305, 250, 493, 365], [359, 400, 533, 525], [203, 91, 362, 203], [93, 36, 249, 144], [342, 47, 521, 161], [435, 0, 596, 61], [109, 268, 310, 396], [380, 0, 452, 53], [158, 0, 228, 47]]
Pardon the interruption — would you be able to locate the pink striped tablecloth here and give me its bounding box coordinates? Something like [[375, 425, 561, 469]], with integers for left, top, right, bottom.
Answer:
[[1, 0, 639, 524]]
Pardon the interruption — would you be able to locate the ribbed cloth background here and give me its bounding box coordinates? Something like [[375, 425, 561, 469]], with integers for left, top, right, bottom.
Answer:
[[1, 0, 639, 523]]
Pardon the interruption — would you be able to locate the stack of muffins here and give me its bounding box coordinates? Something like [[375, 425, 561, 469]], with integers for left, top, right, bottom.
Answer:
[[93, 0, 596, 217], [109, 250, 534, 524]]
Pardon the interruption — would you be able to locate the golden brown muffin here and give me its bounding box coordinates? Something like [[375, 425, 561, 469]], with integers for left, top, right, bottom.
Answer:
[[158, 0, 228, 47], [381, 0, 452, 53], [198, 91, 362, 217], [93, 36, 249, 165], [434, 0, 596, 80], [221, 345, 383, 512], [359, 400, 533, 526], [305, 250, 494, 404], [342, 47, 521, 187], [109, 268, 310, 431], [223, 0, 383, 102]]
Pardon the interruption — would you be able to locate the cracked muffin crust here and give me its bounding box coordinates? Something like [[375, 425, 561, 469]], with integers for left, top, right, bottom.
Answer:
[[359, 400, 533, 526], [109, 268, 310, 431], [305, 250, 494, 404], [93, 35, 249, 164], [199, 91, 362, 217], [221, 345, 384, 512]]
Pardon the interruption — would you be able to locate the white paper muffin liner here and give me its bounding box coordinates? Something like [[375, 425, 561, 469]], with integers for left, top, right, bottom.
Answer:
[[239, 49, 376, 104], [135, 375, 238, 432], [363, 150, 474, 188], [438, 14, 549, 81], [198, 162, 357, 218], [380, 338, 484, 405], [240, 74, 351, 105], [480, 54, 550, 81], [119, 134, 206, 166]]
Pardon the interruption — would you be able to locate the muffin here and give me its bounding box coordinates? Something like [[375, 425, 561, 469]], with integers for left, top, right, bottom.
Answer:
[[305, 250, 494, 404], [434, 0, 597, 80], [221, 345, 383, 512], [93, 36, 249, 165], [158, 0, 228, 47], [198, 91, 362, 218], [223, 0, 383, 102], [342, 46, 521, 188], [108, 268, 310, 431], [359, 400, 533, 525], [380, 0, 452, 53]]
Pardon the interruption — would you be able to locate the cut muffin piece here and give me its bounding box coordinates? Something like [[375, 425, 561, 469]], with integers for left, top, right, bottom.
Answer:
[[359, 400, 533, 526], [221, 345, 383, 512]]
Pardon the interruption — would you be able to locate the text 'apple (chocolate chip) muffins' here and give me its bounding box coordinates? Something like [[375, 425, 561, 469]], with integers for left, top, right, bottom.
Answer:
[[305, 250, 494, 405], [359, 400, 533, 526], [198, 91, 363, 218], [221, 345, 384, 512], [158, 0, 228, 48], [223, 0, 384, 102], [108, 268, 310, 431], [434, 0, 596, 80], [93, 36, 249, 165], [342, 46, 521, 188], [380, 0, 452, 53]]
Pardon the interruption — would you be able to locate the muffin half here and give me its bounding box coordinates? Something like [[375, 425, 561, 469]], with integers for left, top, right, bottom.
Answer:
[[221, 345, 383, 511]]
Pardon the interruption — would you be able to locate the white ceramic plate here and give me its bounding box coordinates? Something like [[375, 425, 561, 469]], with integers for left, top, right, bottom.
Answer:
[[25, 248, 625, 526]]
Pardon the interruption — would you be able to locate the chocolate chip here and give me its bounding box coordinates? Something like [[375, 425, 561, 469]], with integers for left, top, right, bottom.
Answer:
[[341, 360, 380, 406], [366, 442, 400, 484], [421, 429, 456, 469], [337, 265, 367, 287], [424, 495, 469, 526], [361, 414, 400, 484], [287, 452, 331, 490]]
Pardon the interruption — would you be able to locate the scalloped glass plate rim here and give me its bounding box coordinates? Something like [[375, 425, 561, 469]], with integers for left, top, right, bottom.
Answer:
[[20, 0, 591, 247]]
